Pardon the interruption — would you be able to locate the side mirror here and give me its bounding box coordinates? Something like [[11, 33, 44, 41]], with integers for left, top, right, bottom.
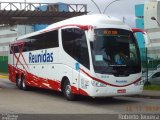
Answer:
[[87, 26, 95, 41], [132, 28, 151, 47], [143, 32, 150, 47]]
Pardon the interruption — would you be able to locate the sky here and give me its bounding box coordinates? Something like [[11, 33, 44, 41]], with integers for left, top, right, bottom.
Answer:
[[0, 0, 150, 27]]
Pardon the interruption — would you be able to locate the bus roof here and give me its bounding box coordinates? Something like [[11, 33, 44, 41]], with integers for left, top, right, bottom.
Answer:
[[16, 14, 131, 41]]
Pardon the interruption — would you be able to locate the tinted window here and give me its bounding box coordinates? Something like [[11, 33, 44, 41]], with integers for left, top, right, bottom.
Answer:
[[10, 45, 19, 54], [91, 29, 141, 75], [28, 30, 58, 51], [10, 30, 58, 53], [62, 28, 90, 69]]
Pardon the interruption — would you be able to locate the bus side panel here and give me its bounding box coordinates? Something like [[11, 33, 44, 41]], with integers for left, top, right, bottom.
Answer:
[[8, 52, 16, 83], [8, 64, 16, 83], [8, 47, 63, 91], [22, 48, 62, 91], [59, 49, 90, 96]]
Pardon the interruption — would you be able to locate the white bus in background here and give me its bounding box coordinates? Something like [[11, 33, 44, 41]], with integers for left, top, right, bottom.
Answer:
[[8, 14, 145, 100]]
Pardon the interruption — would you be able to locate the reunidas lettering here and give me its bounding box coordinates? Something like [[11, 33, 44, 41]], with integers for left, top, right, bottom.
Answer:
[[29, 50, 53, 63]]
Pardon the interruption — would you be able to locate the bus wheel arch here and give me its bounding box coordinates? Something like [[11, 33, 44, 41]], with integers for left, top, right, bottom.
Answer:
[[61, 76, 68, 92], [61, 76, 76, 101]]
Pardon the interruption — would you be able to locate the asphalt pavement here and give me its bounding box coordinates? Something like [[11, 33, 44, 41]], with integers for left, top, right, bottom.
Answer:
[[139, 90, 160, 99]]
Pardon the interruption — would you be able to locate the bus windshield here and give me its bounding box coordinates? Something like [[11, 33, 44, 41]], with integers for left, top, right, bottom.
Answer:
[[90, 29, 141, 76]]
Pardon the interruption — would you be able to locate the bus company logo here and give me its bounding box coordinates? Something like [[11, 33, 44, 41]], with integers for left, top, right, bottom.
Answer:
[[29, 50, 53, 63], [116, 80, 127, 83]]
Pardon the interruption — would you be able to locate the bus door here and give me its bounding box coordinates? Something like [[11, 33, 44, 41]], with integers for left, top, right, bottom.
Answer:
[[72, 34, 90, 94], [74, 36, 90, 93], [61, 28, 90, 93]]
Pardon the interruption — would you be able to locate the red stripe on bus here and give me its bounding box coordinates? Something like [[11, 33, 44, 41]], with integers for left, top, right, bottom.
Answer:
[[10, 43, 29, 71], [8, 65, 89, 96], [80, 68, 141, 87], [71, 86, 89, 96], [41, 24, 93, 34]]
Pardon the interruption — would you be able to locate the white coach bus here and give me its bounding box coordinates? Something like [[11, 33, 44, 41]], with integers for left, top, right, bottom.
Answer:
[[8, 14, 145, 100]]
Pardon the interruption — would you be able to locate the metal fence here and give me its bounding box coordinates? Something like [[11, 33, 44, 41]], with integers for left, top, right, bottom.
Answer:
[[140, 48, 160, 69], [140, 47, 160, 88]]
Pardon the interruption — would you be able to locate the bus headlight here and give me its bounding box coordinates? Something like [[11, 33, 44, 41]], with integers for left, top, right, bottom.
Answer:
[[134, 78, 144, 86], [91, 80, 107, 87]]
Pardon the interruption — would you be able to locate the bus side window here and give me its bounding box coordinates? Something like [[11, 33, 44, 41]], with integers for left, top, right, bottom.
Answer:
[[62, 28, 90, 69], [10, 45, 19, 54], [22, 30, 59, 52], [23, 39, 31, 52]]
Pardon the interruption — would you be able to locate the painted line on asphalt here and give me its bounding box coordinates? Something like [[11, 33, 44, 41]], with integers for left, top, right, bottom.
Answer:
[[0, 75, 8, 79]]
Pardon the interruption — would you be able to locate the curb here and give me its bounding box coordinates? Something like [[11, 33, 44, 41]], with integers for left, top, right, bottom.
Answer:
[[134, 95, 160, 99], [141, 95, 160, 99]]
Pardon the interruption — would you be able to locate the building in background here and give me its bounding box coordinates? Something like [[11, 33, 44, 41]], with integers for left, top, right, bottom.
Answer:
[[34, 2, 69, 31], [0, 2, 87, 73], [144, 1, 160, 59], [135, 0, 160, 68], [0, 2, 70, 58], [0, 25, 33, 73], [135, 4, 145, 60]]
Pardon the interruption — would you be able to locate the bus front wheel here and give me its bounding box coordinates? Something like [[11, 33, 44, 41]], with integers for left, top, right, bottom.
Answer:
[[63, 80, 75, 101]]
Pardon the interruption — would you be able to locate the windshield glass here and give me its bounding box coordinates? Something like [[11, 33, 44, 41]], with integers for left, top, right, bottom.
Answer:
[[90, 29, 141, 76]]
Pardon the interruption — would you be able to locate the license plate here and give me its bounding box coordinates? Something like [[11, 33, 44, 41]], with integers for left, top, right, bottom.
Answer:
[[117, 89, 126, 93]]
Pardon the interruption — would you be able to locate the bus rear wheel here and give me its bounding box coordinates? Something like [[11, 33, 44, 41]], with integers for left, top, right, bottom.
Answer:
[[16, 75, 22, 89], [63, 80, 75, 101], [21, 75, 29, 91]]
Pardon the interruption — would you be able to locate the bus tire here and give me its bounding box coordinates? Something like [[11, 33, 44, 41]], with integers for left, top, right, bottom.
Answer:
[[16, 75, 22, 89], [21, 75, 29, 91], [63, 80, 75, 101]]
